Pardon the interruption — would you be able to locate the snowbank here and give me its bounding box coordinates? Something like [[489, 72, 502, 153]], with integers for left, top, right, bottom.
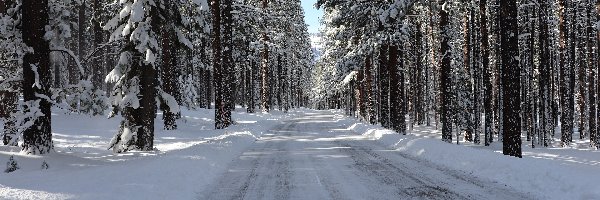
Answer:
[[333, 111, 600, 200], [0, 107, 297, 200]]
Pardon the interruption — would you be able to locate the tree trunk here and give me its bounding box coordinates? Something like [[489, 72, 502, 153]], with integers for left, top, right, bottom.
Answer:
[[379, 45, 390, 128], [92, 0, 104, 90], [589, 0, 598, 148], [464, 7, 473, 142], [500, 0, 521, 158], [358, 67, 366, 121], [538, 0, 551, 147], [277, 55, 283, 110], [21, 0, 53, 154], [222, 0, 234, 126], [472, 6, 481, 144], [261, 0, 270, 113], [481, 0, 493, 146], [365, 55, 376, 125], [212, 0, 227, 129], [161, 29, 180, 130], [78, 2, 85, 78], [558, 0, 574, 146], [440, 0, 452, 143], [389, 45, 406, 134]]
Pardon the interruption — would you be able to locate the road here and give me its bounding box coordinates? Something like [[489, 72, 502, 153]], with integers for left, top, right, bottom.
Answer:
[[200, 110, 532, 200]]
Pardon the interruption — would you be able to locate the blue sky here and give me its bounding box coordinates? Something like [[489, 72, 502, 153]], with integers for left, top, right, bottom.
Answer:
[[301, 0, 323, 33]]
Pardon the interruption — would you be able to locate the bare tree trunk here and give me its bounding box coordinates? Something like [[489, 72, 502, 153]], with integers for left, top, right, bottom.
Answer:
[[260, 0, 270, 112], [212, 0, 226, 129], [500, 0, 521, 158], [589, 0, 599, 148], [277, 55, 283, 110], [558, 0, 574, 146], [440, 0, 452, 143], [365, 55, 376, 125], [78, 3, 85, 78], [92, 0, 104, 90], [21, 0, 53, 154], [379, 45, 390, 128], [161, 29, 180, 130], [390, 45, 406, 134], [464, 7, 473, 142], [222, 0, 234, 126], [358, 67, 366, 121], [481, 0, 493, 146]]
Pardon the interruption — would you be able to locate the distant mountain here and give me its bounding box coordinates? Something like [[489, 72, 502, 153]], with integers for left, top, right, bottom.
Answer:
[[310, 33, 323, 62]]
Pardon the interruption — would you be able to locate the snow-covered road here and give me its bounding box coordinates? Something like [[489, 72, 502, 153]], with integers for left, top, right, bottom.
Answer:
[[200, 110, 531, 200]]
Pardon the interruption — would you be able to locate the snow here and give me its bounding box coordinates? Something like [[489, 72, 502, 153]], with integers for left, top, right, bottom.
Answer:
[[119, 77, 141, 109], [159, 90, 180, 114], [338, 111, 600, 200], [0, 107, 297, 199], [1, 108, 599, 199], [30, 64, 41, 89], [119, 3, 132, 19], [145, 49, 155, 63], [341, 71, 357, 85]]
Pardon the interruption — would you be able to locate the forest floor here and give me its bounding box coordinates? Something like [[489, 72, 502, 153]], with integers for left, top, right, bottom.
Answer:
[[0, 108, 598, 199]]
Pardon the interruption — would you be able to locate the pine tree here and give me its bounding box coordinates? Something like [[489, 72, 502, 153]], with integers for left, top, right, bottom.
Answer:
[[0, 0, 19, 146], [105, 0, 185, 152]]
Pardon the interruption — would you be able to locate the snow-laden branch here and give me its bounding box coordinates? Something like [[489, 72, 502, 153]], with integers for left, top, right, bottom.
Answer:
[[50, 47, 85, 80]]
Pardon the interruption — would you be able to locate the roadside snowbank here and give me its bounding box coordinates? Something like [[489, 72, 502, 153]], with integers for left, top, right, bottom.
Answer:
[[332, 111, 600, 200], [0, 108, 296, 200]]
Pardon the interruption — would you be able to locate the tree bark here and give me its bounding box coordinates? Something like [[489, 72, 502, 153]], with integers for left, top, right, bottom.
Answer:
[[379, 45, 390, 128], [538, 0, 551, 147], [589, 0, 598, 148], [500, 0, 521, 158], [92, 0, 104, 90], [389, 45, 406, 134], [558, 0, 574, 146], [212, 0, 226, 129], [161, 29, 180, 130], [21, 0, 53, 154], [277, 55, 283, 110], [464, 7, 473, 142], [365, 55, 376, 125], [78, 3, 85, 78], [222, 0, 234, 126], [480, 0, 493, 146], [260, 0, 270, 112], [440, 0, 452, 143]]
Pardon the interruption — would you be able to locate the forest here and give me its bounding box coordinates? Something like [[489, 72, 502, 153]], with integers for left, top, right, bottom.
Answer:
[[0, 0, 599, 157], [0, 0, 599, 199], [311, 0, 599, 158], [0, 0, 313, 154]]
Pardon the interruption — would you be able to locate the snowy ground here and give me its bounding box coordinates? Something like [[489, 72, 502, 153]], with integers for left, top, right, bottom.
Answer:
[[0, 107, 297, 199], [0, 108, 598, 199]]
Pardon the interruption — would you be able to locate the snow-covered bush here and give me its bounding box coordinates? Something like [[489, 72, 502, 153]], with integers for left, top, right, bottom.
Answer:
[[179, 74, 199, 109], [4, 156, 19, 173], [52, 80, 109, 115], [41, 160, 49, 170]]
